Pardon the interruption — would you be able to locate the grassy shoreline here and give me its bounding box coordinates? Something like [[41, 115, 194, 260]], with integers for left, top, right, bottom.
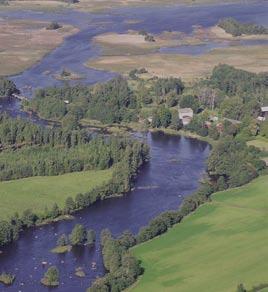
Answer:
[[0, 169, 112, 220]]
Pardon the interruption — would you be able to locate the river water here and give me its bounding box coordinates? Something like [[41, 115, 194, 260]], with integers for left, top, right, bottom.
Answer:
[[0, 1, 267, 291], [0, 131, 210, 292]]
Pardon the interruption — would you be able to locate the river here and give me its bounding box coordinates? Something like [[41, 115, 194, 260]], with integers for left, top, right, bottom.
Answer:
[[0, 131, 210, 292], [0, 1, 267, 291]]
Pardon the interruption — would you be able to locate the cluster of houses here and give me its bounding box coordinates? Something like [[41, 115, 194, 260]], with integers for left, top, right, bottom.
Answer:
[[146, 105, 268, 128]]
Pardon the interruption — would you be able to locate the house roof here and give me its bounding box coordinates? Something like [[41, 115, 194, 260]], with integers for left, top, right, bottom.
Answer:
[[178, 108, 193, 113], [261, 106, 268, 112]]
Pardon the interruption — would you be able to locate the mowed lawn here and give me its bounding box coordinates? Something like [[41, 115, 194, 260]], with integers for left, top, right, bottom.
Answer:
[[132, 175, 268, 292], [0, 169, 112, 220], [247, 136, 268, 152]]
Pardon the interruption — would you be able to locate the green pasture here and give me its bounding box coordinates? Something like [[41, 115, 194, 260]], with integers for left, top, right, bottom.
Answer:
[[132, 175, 268, 292]]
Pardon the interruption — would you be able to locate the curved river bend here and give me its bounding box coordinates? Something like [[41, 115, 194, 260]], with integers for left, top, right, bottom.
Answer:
[[0, 132, 210, 292], [0, 2, 267, 291]]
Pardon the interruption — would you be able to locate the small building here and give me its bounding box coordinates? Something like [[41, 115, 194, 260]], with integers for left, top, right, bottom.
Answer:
[[210, 116, 219, 122], [178, 108, 193, 126], [259, 106, 268, 121]]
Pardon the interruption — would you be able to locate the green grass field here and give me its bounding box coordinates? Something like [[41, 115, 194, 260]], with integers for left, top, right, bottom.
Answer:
[[247, 136, 268, 152], [132, 175, 268, 292], [0, 169, 112, 220]]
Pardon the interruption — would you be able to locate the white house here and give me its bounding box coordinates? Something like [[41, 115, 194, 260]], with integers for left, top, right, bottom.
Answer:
[[178, 108, 194, 125], [257, 106, 268, 122]]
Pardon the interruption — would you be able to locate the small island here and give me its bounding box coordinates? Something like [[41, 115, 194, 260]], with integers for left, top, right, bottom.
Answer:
[[46, 21, 62, 30], [54, 68, 84, 81], [0, 272, 15, 286], [75, 267, 86, 278], [51, 226, 96, 254], [41, 266, 60, 287], [218, 17, 268, 37]]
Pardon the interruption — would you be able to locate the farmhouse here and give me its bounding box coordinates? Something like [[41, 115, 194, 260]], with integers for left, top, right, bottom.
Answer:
[[258, 106, 268, 121], [178, 108, 193, 125]]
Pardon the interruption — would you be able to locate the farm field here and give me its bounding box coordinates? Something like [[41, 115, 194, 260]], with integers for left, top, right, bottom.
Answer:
[[132, 175, 268, 292], [0, 169, 112, 219]]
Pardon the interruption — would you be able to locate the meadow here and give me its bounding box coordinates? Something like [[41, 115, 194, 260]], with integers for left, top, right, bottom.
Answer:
[[247, 136, 268, 152], [88, 45, 268, 81], [132, 175, 268, 292], [0, 169, 112, 219]]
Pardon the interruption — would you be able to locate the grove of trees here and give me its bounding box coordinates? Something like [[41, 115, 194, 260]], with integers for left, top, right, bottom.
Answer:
[[218, 17, 268, 36]]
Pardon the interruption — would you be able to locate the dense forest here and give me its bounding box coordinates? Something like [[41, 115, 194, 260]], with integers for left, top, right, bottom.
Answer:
[[24, 76, 185, 128], [218, 17, 268, 36], [24, 77, 138, 125], [0, 114, 91, 149], [0, 115, 149, 180], [0, 111, 149, 248]]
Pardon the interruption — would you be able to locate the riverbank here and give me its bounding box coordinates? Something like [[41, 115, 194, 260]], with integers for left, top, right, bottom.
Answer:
[[132, 174, 268, 291], [150, 128, 216, 146], [0, 19, 78, 76]]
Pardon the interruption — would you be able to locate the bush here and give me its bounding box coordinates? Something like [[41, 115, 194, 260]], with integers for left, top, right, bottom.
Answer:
[[57, 234, 68, 246], [69, 224, 87, 246], [87, 229, 96, 245], [46, 22, 62, 30], [41, 266, 59, 287]]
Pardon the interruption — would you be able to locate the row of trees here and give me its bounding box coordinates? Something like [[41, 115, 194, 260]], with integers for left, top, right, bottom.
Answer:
[[89, 230, 142, 291], [57, 224, 96, 247]]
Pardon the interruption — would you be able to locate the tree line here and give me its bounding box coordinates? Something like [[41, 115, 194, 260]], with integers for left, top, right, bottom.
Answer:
[[0, 113, 91, 149], [0, 135, 149, 181]]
